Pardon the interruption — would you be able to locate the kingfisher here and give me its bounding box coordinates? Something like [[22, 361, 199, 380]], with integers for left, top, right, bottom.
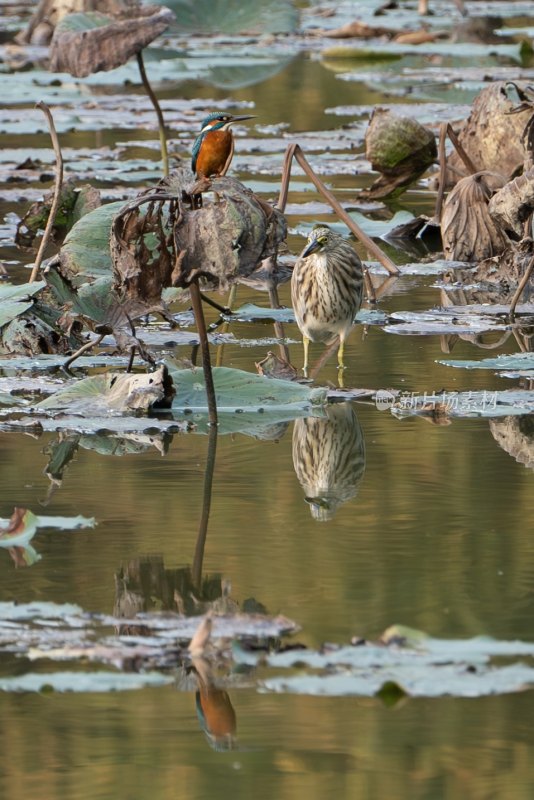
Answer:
[[191, 111, 256, 179]]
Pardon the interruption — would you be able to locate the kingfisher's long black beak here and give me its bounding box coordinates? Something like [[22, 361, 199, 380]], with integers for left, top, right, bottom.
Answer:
[[301, 239, 320, 258], [228, 114, 256, 125]]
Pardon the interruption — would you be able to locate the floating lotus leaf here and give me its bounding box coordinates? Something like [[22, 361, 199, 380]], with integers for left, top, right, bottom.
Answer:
[[37, 365, 175, 413], [0, 671, 173, 693], [168, 364, 327, 412], [166, 0, 298, 34]]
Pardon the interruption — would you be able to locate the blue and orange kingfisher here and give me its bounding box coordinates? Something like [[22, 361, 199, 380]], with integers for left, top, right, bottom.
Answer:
[[191, 111, 256, 179]]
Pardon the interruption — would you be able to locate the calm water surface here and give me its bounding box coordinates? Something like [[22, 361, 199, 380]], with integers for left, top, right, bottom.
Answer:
[[1, 15, 534, 800]]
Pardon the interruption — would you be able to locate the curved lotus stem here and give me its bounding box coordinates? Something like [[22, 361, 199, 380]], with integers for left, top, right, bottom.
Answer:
[[30, 101, 63, 282]]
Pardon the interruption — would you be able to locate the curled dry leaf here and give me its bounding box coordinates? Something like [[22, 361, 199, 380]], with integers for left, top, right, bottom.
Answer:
[[446, 82, 530, 187], [37, 364, 175, 413], [488, 165, 534, 239], [16, 180, 101, 250], [174, 176, 287, 293], [255, 351, 298, 381], [16, 0, 134, 45], [443, 236, 534, 295], [49, 6, 175, 78], [111, 172, 286, 304], [441, 172, 509, 261], [363, 108, 437, 199]]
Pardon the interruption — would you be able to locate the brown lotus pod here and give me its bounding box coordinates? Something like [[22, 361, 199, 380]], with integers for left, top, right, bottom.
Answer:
[[364, 108, 437, 199]]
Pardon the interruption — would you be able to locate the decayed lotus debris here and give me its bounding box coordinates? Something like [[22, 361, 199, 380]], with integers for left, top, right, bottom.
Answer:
[[441, 172, 508, 261], [488, 166, 534, 239], [16, 0, 134, 45], [445, 82, 531, 187], [49, 6, 175, 78], [111, 172, 287, 305], [363, 108, 437, 199]]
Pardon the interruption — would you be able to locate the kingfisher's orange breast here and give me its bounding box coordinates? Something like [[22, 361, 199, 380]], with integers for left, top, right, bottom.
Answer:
[[195, 129, 233, 177]]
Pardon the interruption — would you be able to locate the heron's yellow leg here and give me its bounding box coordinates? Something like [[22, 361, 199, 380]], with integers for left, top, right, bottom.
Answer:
[[303, 336, 310, 377], [337, 337, 346, 371]]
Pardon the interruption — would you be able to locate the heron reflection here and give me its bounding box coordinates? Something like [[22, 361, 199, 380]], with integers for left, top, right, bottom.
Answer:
[[292, 403, 365, 521]]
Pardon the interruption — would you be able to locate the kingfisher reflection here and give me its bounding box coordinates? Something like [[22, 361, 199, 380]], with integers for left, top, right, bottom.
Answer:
[[193, 655, 237, 752], [292, 402, 365, 521]]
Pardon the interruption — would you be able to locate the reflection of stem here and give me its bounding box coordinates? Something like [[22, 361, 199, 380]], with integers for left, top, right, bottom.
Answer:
[[309, 338, 339, 380], [363, 267, 376, 304], [31, 102, 63, 283], [136, 52, 169, 178], [192, 422, 218, 592], [216, 284, 237, 367], [374, 275, 398, 301], [277, 144, 399, 276], [268, 283, 291, 363], [190, 280, 218, 426], [509, 254, 534, 320]]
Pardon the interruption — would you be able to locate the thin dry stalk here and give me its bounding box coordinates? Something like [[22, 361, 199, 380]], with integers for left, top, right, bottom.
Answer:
[[31, 101, 63, 283], [278, 144, 400, 276], [136, 52, 169, 178], [435, 122, 448, 223], [63, 333, 105, 370], [446, 123, 478, 176]]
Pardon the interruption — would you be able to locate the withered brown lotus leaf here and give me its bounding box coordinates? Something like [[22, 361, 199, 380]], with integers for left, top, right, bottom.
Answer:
[[111, 173, 287, 304], [446, 82, 530, 186], [49, 6, 174, 78], [172, 176, 287, 293], [16, 0, 135, 45], [488, 166, 534, 239], [441, 172, 509, 261]]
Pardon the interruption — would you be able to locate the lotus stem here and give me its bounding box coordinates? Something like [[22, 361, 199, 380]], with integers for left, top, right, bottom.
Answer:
[[446, 123, 478, 176], [31, 101, 63, 283], [435, 122, 448, 223], [191, 422, 218, 592], [278, 144, 400, 276], [63, 333, 105, 370], [136, 52, 169, 178]]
